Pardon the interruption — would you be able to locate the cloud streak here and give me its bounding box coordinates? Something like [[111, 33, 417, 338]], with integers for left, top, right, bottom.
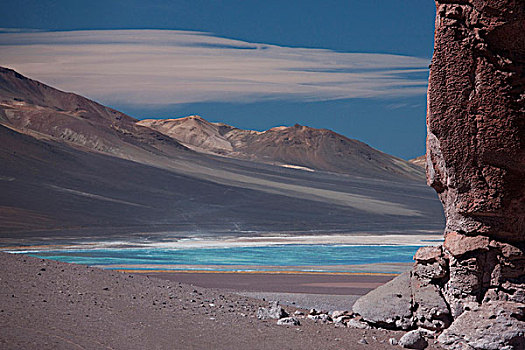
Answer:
[[0, 29, 429, 106]]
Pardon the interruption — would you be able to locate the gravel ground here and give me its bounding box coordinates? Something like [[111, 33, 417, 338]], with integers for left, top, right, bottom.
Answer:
[[0, 252, 441, 349], [233, 292, 362, 312]]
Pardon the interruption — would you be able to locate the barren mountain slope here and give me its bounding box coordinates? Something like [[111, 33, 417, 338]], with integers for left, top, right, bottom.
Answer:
[[139, 116, 424, 180], [0, 67, 188, 162], [0, 123, 444, 238]]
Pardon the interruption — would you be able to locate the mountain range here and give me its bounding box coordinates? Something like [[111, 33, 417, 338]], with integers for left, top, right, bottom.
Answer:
[[0, 67, 444, 240], [138, 116, 423, 180]]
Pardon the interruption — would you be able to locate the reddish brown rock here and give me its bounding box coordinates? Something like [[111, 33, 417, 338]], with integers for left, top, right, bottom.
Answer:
[[350, 1, 524, 344], [413, 259, 447, 282], [443, 232, 490, 257], [426, 0, 525, 242], [425, 0, 525, 347], [489, 241, 524, 259], [414, 246, 443, 262]]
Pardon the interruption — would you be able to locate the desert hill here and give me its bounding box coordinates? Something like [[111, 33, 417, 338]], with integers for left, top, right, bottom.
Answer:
[[0, 67, 188, 162], [138, 116, 424, 180]]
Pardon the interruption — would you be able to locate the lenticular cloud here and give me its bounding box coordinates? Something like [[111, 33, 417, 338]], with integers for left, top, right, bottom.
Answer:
[[0, 29, 429, 106]]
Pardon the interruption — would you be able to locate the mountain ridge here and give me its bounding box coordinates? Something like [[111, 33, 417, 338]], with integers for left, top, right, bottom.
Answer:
[[409, 155, 426, 168], [138, 115, 424, 180], [0, 66, 189, 162]]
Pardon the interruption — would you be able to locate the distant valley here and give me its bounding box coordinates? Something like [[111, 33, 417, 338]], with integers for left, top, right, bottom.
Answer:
[[0, 67, 444, 240]]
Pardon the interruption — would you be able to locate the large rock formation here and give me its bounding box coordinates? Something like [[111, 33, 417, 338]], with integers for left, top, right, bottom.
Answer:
[[354, 1, 525, 348], [427, 0, 525, 242], [426, 0, 524, 318]]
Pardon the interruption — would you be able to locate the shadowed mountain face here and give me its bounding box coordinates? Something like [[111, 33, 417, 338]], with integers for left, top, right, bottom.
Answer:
[[0, 67, 188, 162], [138, 116, 424, 181], [0, 67, 444, 239]]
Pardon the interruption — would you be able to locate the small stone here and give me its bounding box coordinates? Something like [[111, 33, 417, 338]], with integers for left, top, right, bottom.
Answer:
[[334, 315, 351, 328], [293, 310, 304, 316], [277, 317, 300, 326], [389, 338, 398, 345], [358, 338, 368, 345], [346, 319, 370, 329], [256, 301, 288, 320], [399, 330, 428, 349], [334, 320, 347, 328], [334, 315, 351, 323], [307, 313, 331, 323], [331, 310, 348, 319]]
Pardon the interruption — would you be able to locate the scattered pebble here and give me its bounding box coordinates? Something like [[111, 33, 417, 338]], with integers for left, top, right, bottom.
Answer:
[[277, 317, 301, 326]]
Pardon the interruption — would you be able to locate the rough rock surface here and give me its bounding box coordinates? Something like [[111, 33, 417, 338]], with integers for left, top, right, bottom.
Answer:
[[438, 302, 525, 350], [426, 0, 525, 243], [411, 282, 450, 330], [426, 0, 525, 341], [352, 272, 413, 329], [353, 1, 524, 348]]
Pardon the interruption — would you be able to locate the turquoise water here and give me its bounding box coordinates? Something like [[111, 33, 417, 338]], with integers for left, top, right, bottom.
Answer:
[[24, 244, 421, 272]]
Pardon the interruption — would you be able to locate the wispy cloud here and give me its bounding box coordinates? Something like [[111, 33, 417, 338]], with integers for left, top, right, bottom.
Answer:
[[0, 29, 429, 106], [0, 28, 44, 33]]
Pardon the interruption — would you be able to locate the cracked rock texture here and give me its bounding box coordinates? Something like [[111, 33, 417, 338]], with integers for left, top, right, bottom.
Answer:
[[354, 1, 524, 349]]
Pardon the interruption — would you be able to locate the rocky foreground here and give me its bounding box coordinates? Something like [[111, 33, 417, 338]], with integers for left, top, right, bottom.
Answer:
[[0, 253, 443, 350]]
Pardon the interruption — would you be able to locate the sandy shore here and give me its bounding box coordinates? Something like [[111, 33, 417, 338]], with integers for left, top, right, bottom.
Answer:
[[96, 262, 413, 274], [0, 252, 441, 349], [145, 271, 395, 311], [145, 271, 393, 295]]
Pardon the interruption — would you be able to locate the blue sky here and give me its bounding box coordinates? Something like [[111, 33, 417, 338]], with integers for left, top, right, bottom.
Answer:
[[0, 1, 436, 159]]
